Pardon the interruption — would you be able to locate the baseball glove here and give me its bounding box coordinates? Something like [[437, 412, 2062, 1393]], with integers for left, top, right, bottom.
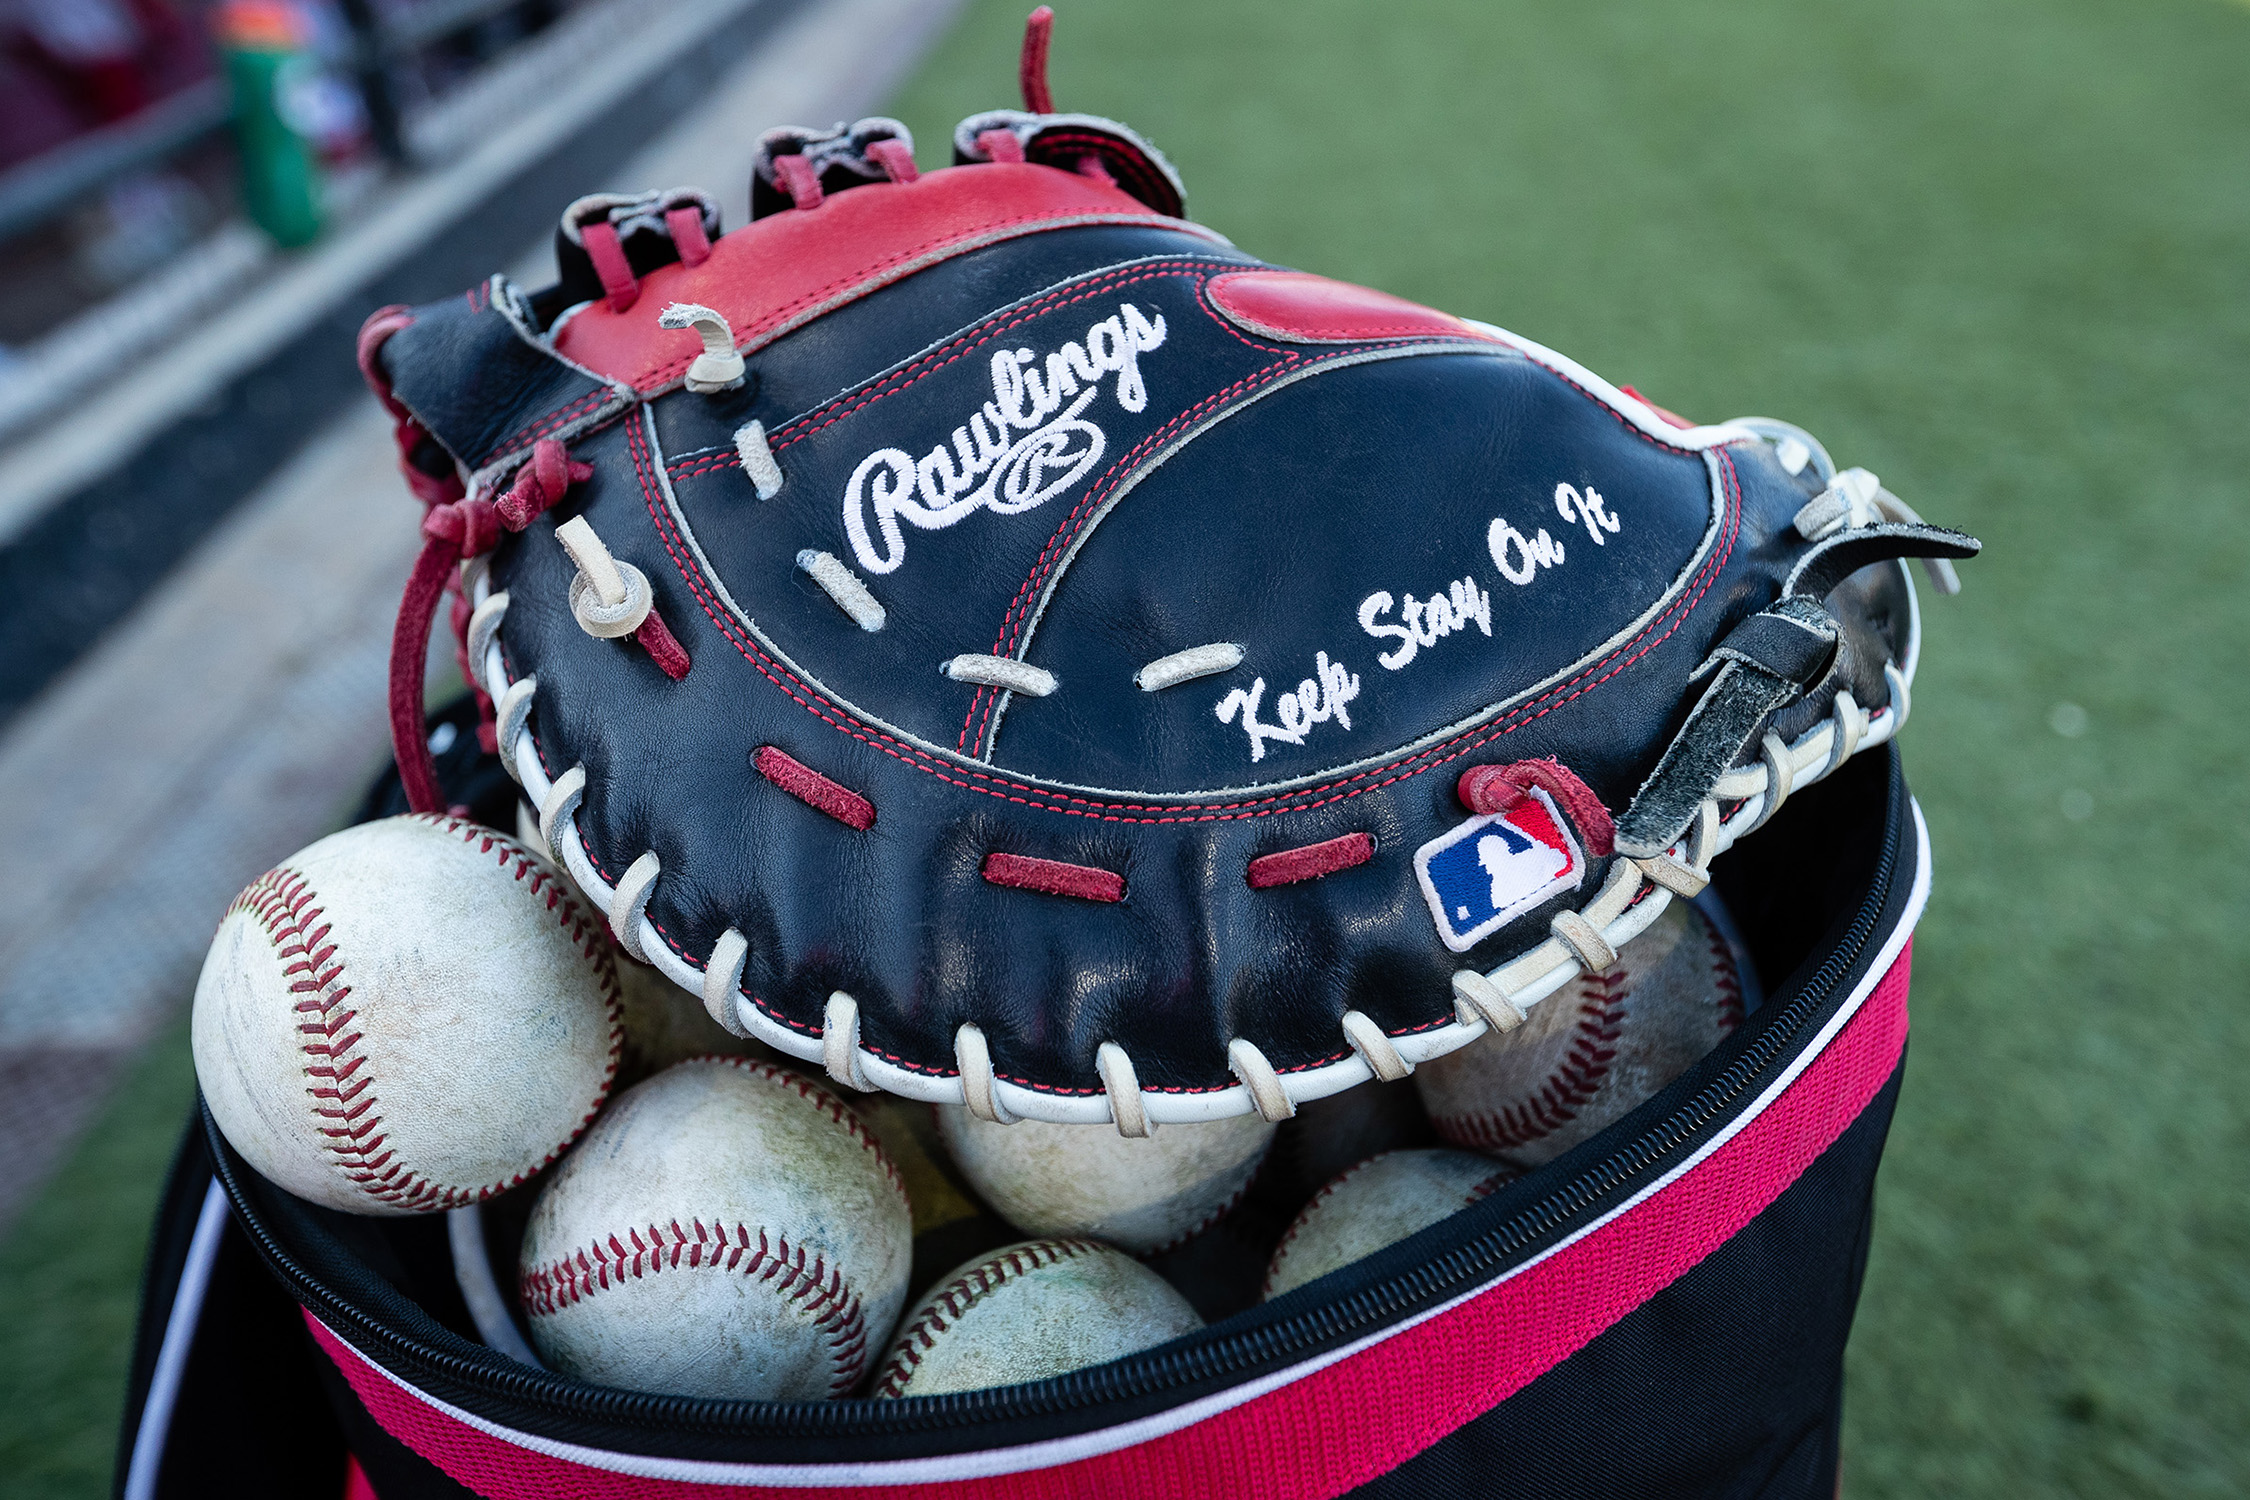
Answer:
[[360, 10, 1976, 1132]]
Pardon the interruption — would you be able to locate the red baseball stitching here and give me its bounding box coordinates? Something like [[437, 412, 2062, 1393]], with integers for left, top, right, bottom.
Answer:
[[1709, 924, 1746, 1033], [242, 813, 623, 1211], [1436, 968, 1629, 1155], [869, 1238, 1103, 1398], [519, 1220, 871, 1397], [659, 259, 1305, 490], [1261, 1152, 1513, 1298], [1139, 1156, 1264, 1260], [715, 1054, 911, 1207]]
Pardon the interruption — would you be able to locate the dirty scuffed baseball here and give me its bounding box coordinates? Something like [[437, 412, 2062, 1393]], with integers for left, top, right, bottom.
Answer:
[[871, 1239, 1203, 1398], [937, 1107, 1274, 1256], [192, 814, 622, 1216], [611, 950, 774, 1085], [517, 1057, 913, 1401], [1263, 1149, 1515, 1300], [1415, 898, 1743, 1169]]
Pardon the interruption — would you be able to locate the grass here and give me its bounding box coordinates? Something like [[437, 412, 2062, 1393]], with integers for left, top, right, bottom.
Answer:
[[0, 1025, 195, 1498], [4, 0, 2244, 1493], [891, 2, 2250, 1492]]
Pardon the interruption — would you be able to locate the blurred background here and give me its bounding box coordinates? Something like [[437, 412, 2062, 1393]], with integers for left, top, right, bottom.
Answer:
[[0, 0, 2242, 1494]]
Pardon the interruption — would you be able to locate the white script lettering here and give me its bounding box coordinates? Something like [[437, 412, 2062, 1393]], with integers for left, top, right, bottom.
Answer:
[[1553, 483, 1620, 546], [1487, 516, 1567, 585], [1356, 577, 1493, 671], [842, 302, 1168, 574], [1214, 652, 1361, 763]]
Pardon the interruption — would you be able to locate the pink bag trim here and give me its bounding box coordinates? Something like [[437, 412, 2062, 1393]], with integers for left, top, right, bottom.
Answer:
[[312, 942, 1913, 1498]]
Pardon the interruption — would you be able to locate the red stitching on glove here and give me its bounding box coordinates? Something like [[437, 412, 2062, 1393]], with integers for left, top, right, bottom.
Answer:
[[630, 377, 1739, 826]]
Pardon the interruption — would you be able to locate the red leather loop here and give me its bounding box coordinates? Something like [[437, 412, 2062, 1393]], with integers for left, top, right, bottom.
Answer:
[[390, 529, 465, 815], [578, 219, 639, 312], [864, 137, 918, 185], [1457, 758, 1616, 858], [355, 306, 415, 420], [420, 497, 499, 556], [1018, 5, 1056, 113], [494, 439, 593, 530], [976, 128, 1027, 165], [389, 438, 596, 814], [773, 153, 825, 211], [663, 205, 711, 267], [357, 306, 463, 508]]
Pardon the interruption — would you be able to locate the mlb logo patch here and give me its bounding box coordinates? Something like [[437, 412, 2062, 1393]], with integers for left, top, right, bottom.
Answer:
[[1413, 788, 1587, 954]]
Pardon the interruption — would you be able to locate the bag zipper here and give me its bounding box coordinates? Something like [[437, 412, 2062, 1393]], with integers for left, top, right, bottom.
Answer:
[[215, 763, 1903, 1445]]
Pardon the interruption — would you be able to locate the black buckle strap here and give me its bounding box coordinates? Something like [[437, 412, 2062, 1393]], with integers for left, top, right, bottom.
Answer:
[[1614, 520, 1980, 859], [1615, 598, 1837, 858]]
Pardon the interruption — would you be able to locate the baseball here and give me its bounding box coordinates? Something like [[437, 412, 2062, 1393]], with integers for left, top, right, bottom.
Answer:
[[517, 1056, 913, 1400], [870, 1239, 1203, 1398], [612, 950, 773, 1085], [937, 1106, 1275, 1256], [192, 813, 622, 1216], [1416, 898, 1743, 1168], [1263, 1149, 1515, 1300], [1273, 1076, 1439, 1208]]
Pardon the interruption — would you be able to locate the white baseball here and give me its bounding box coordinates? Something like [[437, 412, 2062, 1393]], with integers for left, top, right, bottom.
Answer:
[[517, 1057, 913, 1400], [1416, 898, 1743, 1168], [937, 1106, 1275, 1256], [870, 1239, 1202, 1398], [612, 951, 773, 1084], [1262, 1149, 1514, 1300], [192, 813, 622, 1216]]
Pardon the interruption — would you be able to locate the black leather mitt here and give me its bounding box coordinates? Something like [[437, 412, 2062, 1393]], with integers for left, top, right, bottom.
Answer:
[[362, 19, 1975, 1134]]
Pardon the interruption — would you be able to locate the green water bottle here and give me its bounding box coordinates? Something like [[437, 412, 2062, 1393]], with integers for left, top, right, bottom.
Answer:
[[216, 1, 323, 248]]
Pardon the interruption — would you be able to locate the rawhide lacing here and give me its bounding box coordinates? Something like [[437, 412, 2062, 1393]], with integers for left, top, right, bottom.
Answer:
[[656, 303, 745, 393], [558, 188, 720, 313], [734, 420, 784, 498], [751, 119, 919, 220], [470, 537, 1910, 1127], [797, 549, 887, 631], [444, 338, 1957, 1130]]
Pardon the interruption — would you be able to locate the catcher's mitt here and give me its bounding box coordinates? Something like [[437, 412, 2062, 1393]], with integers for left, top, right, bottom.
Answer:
[[362, 11, 1975, 1131]]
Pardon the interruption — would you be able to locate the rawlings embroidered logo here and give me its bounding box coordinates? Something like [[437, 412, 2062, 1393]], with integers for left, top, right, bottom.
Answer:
[[1413, 789, 1586, 953], [842, 303, 1169, 574]]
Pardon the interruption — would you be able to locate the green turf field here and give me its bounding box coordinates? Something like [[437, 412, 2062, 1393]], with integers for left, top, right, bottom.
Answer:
[[5, 0, 2245, 1494]]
